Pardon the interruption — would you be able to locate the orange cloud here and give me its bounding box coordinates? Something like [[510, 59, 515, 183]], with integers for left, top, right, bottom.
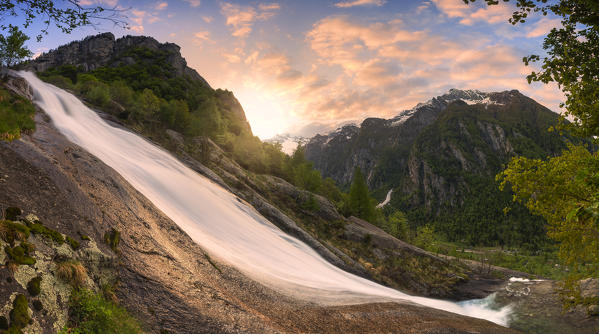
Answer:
[[220, 2, 280, 38], [432, 0, 512, 25]]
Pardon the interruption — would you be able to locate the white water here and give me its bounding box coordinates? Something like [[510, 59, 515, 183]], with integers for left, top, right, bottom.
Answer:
[[376, 189, 393, 208], [19, 71, 511, 326]]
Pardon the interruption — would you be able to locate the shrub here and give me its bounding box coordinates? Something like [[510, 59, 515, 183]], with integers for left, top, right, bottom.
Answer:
[[64, 289, 143, 334], [104, 228, 120, 253], [56, 261, 87, 288], [26, 276, 42, 296], [66, 236, 80, 250], [0, 88, 36, 141], [29, 223, 64, 244], [9, 294, 30, 329], [86, 84, 111, 107], [0, 315, 7, 330], [4, 207, 22, 221]]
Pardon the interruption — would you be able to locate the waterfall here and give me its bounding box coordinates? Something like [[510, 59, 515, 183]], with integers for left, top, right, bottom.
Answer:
[[19, 71, 511, 326]]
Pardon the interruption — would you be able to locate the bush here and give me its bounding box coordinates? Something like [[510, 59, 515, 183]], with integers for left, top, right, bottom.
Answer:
[[56, 261, 87, 288], [0, 88, 36, 141], [32, 300, 43, 312], [86, 84, 111, 107], [0, 315, 7, 330], [63, 289, 143, 334], [9, 294, 29, 329], [27, 276, 42, 296], [29, 223, 64, 244]]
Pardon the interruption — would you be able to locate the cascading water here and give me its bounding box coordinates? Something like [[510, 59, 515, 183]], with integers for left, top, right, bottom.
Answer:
[[19, 71, 511, 326]]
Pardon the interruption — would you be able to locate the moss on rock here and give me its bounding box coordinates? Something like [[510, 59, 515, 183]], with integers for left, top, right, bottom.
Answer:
[[9, 294, 30, 329], [29, 223, 64, 245], [26, 276, 42, 296]]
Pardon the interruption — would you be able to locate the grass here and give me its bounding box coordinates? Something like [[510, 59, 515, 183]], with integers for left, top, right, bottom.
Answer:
[[56, 260, 88, 288], [429, 240, 589, 280], [60, 289, 143, 334], [0, 220, 30, 245], [0, 87, 36, 141]]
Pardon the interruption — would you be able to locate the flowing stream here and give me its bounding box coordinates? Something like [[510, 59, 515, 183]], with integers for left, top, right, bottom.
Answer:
[[19, 71, 511, 326]]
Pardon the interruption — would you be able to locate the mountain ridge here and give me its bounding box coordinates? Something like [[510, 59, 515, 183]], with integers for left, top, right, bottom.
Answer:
[[304, 88, 568, 247]]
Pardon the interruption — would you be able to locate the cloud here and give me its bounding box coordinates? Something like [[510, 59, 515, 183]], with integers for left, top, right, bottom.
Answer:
[[155, 2, 168, 10], [194, 30, 214, 46], [526, 17, 561, 38], [220, 2, 280, 37], [432, 0, 512, 25], [334, 0, 386, 8], [79, 0, 119, 7], [184, 0, 201, 7], [202, 16, 213, 23]]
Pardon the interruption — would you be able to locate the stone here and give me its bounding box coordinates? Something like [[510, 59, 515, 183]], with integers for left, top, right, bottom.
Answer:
[[588, 304, 599, 316]]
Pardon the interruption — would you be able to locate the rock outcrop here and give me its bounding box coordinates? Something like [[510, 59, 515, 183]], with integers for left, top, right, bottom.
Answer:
[[24, 32, 210, 87]]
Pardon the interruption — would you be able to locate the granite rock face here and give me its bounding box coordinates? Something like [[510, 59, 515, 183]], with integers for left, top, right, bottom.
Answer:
[[24, 32, 210, 86]]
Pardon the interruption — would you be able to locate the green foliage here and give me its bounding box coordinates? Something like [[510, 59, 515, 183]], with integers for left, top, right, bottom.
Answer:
[[85, 83, 110, 107], [467, 0, 599, 138], [104, 228, 120, 252], [9, 294, 29, 330], [61, 288, 143, 334], [498, 144, 599, 275], [413, 225, 440, 253], [347, 167, 376, 222], [0, 87, 36, 141], [29, 222, 64, 244], [5, 242, 35, 265], [26, 276, 41, 296], [66, 236, 80, 250], [0, 1, 127, 41], [301, 194, 320, 212], [384, 210, 409, 240], [0, 25, 32, 66]]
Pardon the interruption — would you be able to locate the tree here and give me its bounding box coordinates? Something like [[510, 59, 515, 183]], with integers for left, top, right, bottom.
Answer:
[[385, 210, 409, 240], [348, 167, 376, 222], [470, 0, 599, 305], [0, 25, 32, 66], [0, 0, 128, 41], [497, 144, 599, 273], [464, 0, 599, 137]]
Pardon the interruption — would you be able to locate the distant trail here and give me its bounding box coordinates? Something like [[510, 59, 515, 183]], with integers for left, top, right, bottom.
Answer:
[[20, 71, 512, 326], [376, 189, 393, 208]]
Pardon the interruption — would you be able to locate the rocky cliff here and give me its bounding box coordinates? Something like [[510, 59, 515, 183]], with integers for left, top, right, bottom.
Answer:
[[25, 32, 209, 86]]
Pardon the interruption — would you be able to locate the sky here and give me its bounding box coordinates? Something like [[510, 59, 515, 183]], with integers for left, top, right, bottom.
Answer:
[[8, 0, 564, 139]]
